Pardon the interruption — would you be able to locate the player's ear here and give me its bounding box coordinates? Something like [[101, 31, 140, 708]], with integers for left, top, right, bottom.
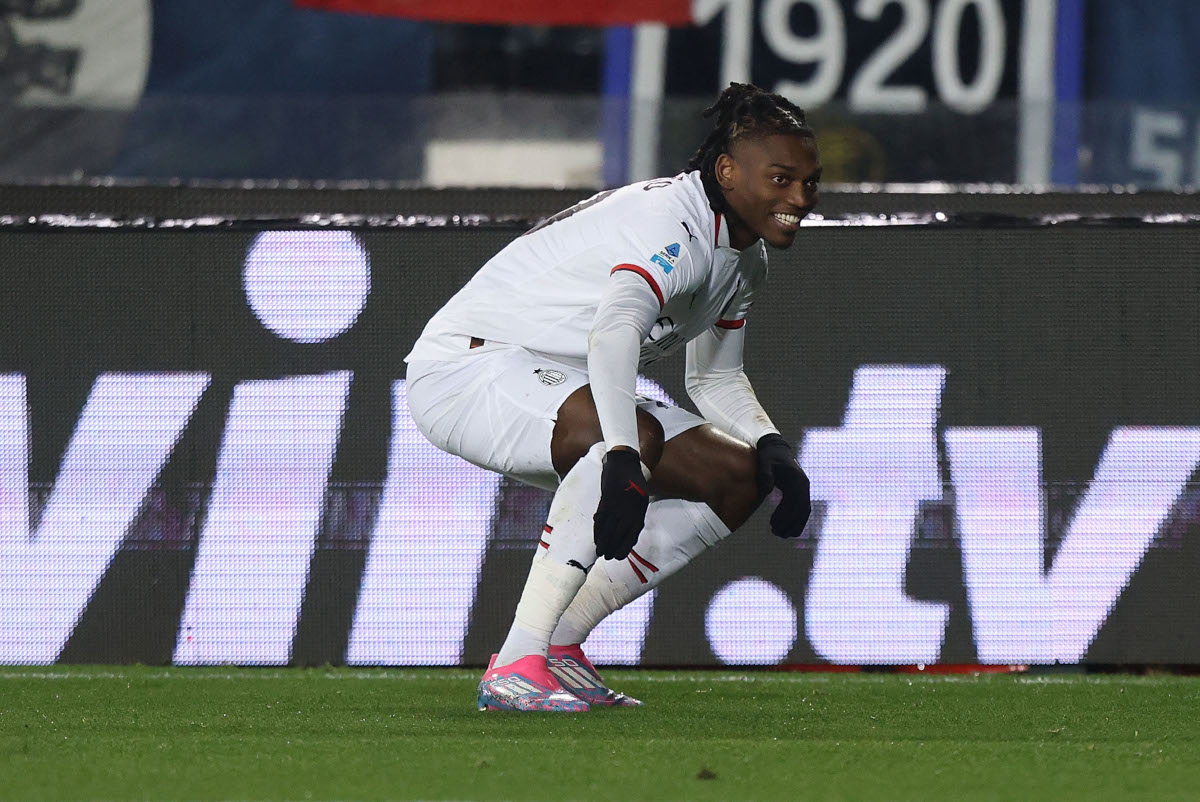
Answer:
[[715, 152, 737, 191]]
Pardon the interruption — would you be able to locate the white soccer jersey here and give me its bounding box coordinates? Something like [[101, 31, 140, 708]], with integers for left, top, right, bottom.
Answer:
[[405, 171, 767, 366]]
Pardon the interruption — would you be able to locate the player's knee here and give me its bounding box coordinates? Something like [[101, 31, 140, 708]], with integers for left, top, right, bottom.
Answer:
[[551, 389, 664, 475], [552, 428, 602, 477], [706, 441, 761, 527], [551, 387, 603, 475], [635, 408, 665, 471], [729, 441, 761, 499]]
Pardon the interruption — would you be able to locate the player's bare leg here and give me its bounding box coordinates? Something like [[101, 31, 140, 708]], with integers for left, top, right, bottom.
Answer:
[[549, 388, 760, 523]]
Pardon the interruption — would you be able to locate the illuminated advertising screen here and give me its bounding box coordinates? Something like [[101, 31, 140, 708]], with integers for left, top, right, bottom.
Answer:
[[1, 219, 1198, 666]]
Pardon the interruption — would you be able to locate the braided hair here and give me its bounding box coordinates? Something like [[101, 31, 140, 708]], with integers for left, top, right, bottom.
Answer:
[[685, 83, 814, 213]]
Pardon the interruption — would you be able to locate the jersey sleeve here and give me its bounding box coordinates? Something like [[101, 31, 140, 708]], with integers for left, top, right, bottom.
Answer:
[[685, 325, 780, 445], [715, 280, 752, 330], [607, 212, 704, 310], [714, 245, 767, 329], [588, 270, 664, 451]]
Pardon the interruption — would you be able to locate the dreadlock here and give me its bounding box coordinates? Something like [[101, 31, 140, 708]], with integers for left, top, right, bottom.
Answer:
[[685, 83, 814, 213]]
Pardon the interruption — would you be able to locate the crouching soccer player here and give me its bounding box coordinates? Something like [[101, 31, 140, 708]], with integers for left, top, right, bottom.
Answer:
[[405, 82, 818, 711]]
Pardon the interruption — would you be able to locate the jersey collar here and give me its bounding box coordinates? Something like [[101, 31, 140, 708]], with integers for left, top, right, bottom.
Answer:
[[714, 211, 765, 253], [714, 212, 731, 249]]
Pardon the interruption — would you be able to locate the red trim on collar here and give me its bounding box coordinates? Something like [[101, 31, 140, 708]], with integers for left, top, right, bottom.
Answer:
[[714, 213, 722, 247], [715, 318, 746, 329]]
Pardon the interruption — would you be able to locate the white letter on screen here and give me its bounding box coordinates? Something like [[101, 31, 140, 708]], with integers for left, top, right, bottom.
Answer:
[[0, 373, 210, 663], [944, 428, 1046, 662], [173, 373, 351, 665], [948, 427, 1200, 663], [801, 365, 950, 664], [345, 380, 503, 665]]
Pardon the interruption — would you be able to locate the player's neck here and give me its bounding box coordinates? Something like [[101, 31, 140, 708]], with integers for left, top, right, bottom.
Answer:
[[723, 211, 760, 251]]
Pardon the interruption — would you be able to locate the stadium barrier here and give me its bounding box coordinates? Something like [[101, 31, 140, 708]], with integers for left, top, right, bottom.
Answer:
[[0, 186, 1198, 668]]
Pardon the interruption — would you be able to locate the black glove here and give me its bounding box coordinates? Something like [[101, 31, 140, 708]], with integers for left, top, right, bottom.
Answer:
[[755, 433, 811, 539], [593, 448, 650, 560]]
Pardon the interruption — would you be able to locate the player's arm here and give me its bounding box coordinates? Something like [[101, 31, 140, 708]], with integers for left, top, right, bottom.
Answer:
[[587, 268, 662, 560], [684, 323, 777, 445], [686, 325, 810, 538], [588, 269, 659, 454]]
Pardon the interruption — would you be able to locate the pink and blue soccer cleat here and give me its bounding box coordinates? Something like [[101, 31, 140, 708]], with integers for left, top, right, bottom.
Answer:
[[477, 654, 590, 712], [548, 644, 644, 708]]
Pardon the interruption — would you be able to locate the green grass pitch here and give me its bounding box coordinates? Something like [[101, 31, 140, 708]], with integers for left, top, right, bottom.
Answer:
[[2, 666, 1198, 801]]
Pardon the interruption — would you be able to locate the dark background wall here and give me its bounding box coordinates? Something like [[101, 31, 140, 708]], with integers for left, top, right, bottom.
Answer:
[[0, 189, 1198, 667]]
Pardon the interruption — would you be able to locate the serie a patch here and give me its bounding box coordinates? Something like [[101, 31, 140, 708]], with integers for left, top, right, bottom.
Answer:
[[650, 242, 681, 273]]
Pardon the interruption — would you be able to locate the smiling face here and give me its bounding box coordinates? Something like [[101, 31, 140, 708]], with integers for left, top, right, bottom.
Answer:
[[714, 133, 821, 250]]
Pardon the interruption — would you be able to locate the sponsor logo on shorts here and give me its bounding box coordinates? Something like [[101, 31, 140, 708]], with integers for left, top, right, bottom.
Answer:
[[534, 368, 566, 386]]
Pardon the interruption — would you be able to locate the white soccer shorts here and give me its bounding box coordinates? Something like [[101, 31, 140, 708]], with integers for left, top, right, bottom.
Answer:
[[406, 340, 704, 491]]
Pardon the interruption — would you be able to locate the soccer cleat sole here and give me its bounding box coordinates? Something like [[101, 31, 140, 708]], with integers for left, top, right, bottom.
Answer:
[[573, 688, 644, 708]]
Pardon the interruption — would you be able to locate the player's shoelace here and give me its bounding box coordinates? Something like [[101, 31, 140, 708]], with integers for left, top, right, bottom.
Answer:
[[477, 654, 589, 712], [547, 645, 644, 707]]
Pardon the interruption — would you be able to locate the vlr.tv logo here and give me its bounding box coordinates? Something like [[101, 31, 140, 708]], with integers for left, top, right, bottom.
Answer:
[[1, 366, 1197, 667]]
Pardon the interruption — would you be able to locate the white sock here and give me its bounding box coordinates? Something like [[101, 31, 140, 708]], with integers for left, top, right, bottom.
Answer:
[[550, 498, 731, 647], [494, 443, 606, 667]]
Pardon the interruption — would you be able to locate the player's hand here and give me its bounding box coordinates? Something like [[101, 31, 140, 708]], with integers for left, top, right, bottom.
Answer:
[[755, 433, 811, 539], [594, 448, 650, 560]]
